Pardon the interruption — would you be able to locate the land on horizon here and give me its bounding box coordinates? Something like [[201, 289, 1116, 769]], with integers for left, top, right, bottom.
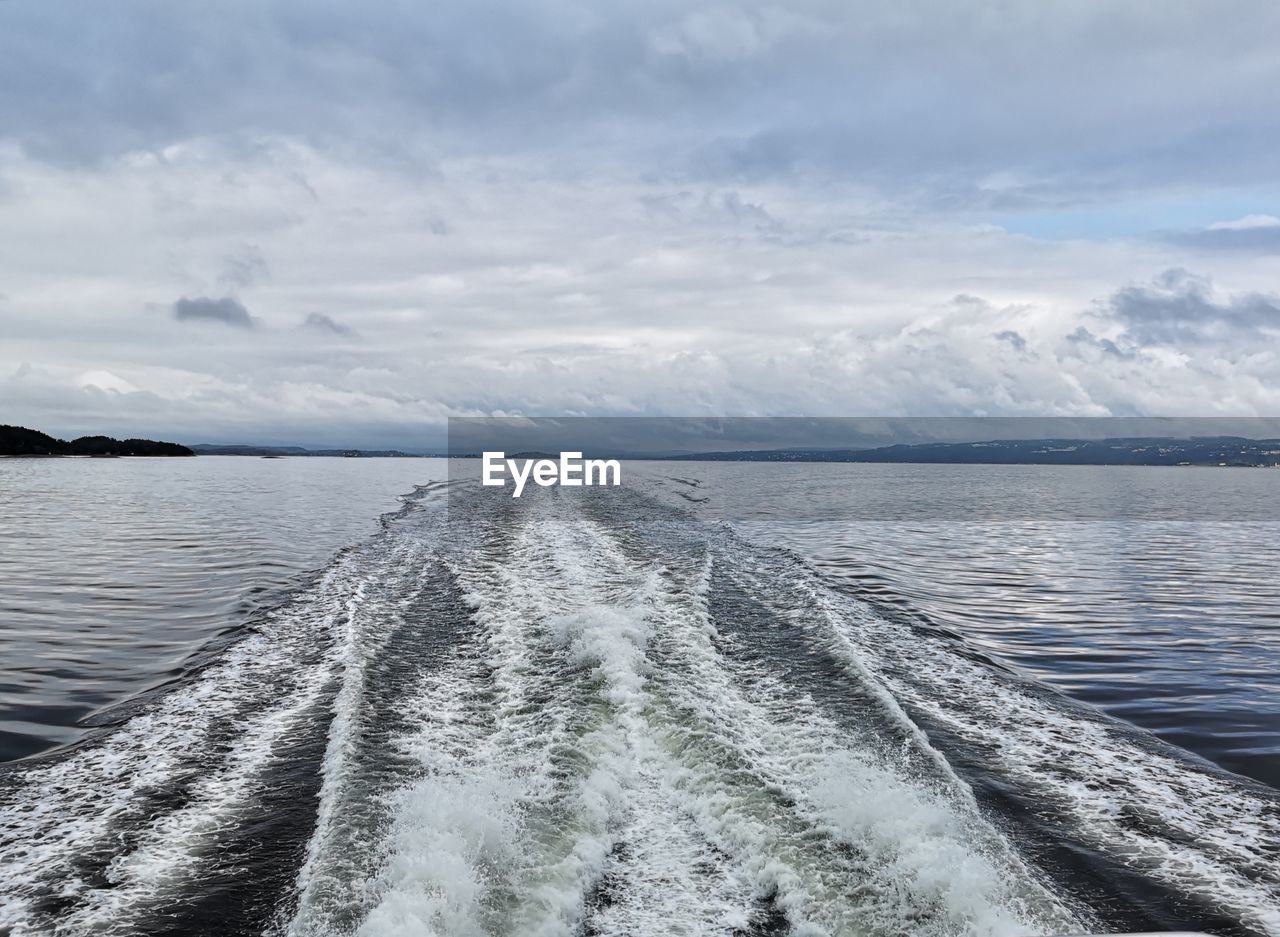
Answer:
[[8, 423, 1280, 467], [190, 443, 425, 458], [0, 425, 193, 458], [657, 436, 1280, 468], [455, 436, 1280, 467]]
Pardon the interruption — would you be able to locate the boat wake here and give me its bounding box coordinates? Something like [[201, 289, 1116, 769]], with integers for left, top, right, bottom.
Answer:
[[1, 482, 1277, 936]]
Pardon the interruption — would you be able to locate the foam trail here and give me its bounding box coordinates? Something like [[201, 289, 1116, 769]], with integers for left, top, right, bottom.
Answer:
[[0, 532, 431, 936], [721, 533, 1280, 936], [7, 479, 1276, 937], [347, 506, 660, 936], [288, 491, 1089, 937]]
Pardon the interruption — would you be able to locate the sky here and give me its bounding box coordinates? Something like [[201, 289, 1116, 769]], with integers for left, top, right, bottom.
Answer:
[[2, 1, 1279, 450]]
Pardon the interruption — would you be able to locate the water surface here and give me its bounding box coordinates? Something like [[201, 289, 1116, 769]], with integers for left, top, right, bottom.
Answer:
[[1, 457, 1276, 937], [0, 456, 443, 760]]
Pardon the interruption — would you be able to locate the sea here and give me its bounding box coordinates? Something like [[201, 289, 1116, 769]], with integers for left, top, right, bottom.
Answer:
[[0, 455, 1277, 937]]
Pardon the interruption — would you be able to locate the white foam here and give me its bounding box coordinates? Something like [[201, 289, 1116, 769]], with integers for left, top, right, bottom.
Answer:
[[15, 483, 1271, 936], [288, 541, 440, 936], [0, 537, 426, 936], [341, 506, 655, 937], [731, 547, 1280, 936], [637, 552, 1083, 937], [305, 492, 1086, 937]]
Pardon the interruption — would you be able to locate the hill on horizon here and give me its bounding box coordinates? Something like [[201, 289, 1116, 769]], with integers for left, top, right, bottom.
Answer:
[[0, 425, 193, 457]]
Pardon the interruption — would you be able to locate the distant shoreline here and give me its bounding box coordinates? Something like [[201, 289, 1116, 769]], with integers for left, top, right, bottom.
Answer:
[[0, 425, 193, 458], [451, 436, 1280, 468], [651, 437, 1280, 468], [190, 443, 424, 458], [9, 426, 1280, 468]]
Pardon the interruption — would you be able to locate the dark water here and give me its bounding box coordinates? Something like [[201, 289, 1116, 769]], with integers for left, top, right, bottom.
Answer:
[[632, 462, 1280, 790], [0, 456, 443, 761], [1, 458, 1277, 936]]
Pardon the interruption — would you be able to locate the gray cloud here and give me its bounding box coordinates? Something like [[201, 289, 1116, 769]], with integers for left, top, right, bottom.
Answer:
[[302, 312, 355, 336], [1064, 326, 1132, 359], [2, 2, 1279, 205], [3, 3, 1280, 443], [1162, 218, 1280, 253], [173, 296, 254, 328], [994, 330, 1027, 352], [1108, 269, 1280, 346], [218, 246, 269, 290]]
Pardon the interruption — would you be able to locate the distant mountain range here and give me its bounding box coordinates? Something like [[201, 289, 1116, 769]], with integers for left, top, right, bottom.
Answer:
[[1, 425, 193, 457], [662, 436, 1280, 467], [190, 444, 422, 457]]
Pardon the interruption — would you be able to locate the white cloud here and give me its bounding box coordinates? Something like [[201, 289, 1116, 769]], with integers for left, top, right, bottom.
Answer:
[[1, 3, 1279, 445], [1207, 215, 1280, 231]]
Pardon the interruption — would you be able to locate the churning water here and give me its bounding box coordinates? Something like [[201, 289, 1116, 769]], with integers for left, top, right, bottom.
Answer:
[[1, 457, 1277, 936]]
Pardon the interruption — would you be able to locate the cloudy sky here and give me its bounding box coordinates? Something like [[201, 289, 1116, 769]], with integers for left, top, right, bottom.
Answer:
[[2, 1, 1279, 449]]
